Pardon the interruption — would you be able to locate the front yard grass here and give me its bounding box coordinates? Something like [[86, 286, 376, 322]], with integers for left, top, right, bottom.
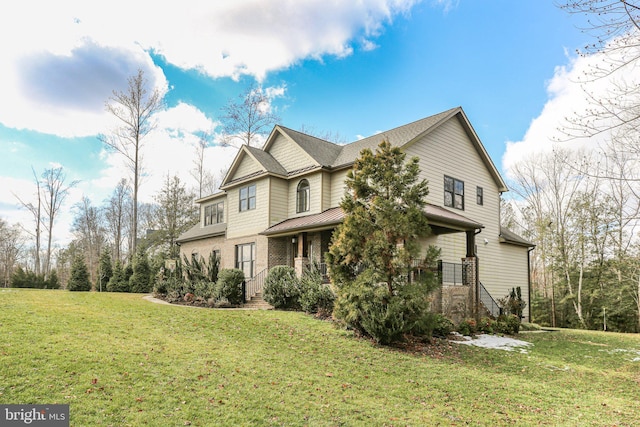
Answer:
[[1, 288, 639, 426]]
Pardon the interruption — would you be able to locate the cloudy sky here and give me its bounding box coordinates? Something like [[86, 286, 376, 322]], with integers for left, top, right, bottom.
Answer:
[[0, 0, 613, 246]]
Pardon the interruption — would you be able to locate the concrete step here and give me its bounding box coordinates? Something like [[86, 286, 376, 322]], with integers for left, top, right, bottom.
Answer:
[[244, 293, 273, 310]]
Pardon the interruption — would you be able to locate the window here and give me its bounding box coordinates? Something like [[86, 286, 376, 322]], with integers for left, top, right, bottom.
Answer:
[[476, 187, 483, 205], [296, 179, 310, 213], [444, 176, 464, 210], [239, 184, 256, 211], [204, 202, 224, 226], [236, 243, 256, 279]]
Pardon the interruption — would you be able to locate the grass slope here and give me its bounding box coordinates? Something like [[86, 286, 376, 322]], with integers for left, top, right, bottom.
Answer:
[[1, 289, 639, 426]]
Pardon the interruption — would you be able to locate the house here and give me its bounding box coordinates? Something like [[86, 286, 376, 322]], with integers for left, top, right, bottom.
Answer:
[[176, 107, 534, 321]]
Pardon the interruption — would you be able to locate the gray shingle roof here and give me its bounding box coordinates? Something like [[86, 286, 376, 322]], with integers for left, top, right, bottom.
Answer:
[[331, 108, 459, 167], [176, 223, 226, 244], [276, 126, 342, 166], [245, 145, 287, 175], [499, 228, 535, 247], [261, 203, 483, 236]]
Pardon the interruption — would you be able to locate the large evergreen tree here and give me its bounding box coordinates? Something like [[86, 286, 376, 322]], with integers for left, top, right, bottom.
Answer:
[[326, 141, 436, 344]]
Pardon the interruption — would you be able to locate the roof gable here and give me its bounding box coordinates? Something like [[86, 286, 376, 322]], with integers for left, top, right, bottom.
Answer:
[[220, 144, 287, 189], [332, 107, 507, 192]]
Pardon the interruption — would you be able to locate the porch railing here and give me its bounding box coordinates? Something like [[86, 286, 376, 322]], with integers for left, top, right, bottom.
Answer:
[[244, 268, 268, 301], [479, 281, 502, 318], [438, 260, 465, 285]]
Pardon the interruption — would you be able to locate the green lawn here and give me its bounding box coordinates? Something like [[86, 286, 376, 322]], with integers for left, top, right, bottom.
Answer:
[[1, 289, 639, 426]]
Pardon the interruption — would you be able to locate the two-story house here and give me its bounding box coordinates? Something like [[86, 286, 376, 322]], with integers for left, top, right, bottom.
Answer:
[[176, 107, 534, 321]]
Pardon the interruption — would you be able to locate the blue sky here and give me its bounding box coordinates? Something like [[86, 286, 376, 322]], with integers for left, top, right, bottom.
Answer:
[[0, 1, 604, 244]]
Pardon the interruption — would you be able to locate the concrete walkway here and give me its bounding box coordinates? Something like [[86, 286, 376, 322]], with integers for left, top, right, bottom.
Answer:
[[142, 294, 272, 310]]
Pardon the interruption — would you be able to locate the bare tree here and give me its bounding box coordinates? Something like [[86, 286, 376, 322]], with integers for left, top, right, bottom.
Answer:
[[72, 196, 106, 285], [559, 1, 640, 140], [220, 83, 281, 148], [13, 167, 42, 275], [151, 174, 198, 258], [41, 167, 78, 278], [104, 179, 131, 263], [99, 69, 164, 253], [298, 124, 347, 144], [0, 218, 25, 287], [190, 133, 218, 198]]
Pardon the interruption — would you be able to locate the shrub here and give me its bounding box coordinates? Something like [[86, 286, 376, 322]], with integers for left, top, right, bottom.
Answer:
[[298, 265, 335, 315], [478, 317, 495, 334], [263, 266, 300, 310], [215, 269, 245, 306], [496, 314, 521, 335], [432, 314, 455, 337], [193, 281, 217, 301], [359, 298, 407, 345], [333, 269, 434, 343], [457, 318, 478, 336], [499, 287, 527, 319]]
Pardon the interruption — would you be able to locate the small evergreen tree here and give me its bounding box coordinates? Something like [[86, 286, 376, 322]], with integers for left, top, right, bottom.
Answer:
[[46, 270, 60, 289], [129, 250, 152, 293], [97, 249, 113, 292], [107, 261, 130, 292], [67, 255, 91, 291]]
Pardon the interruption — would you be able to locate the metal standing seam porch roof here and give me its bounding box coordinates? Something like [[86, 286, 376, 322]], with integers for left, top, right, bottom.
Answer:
[[261, 204, 483, 237]]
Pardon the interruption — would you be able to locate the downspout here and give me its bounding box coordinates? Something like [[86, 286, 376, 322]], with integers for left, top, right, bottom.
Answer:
[[474, 228, 482, 321], [527, 246, 534, 323]]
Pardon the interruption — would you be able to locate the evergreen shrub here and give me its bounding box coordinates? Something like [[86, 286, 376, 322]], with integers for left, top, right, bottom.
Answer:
[[263, 266, 300, 309]]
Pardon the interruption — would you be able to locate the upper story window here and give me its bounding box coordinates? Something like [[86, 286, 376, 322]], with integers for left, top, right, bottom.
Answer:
[[239, 184, 256, 212], [296, 179, 310, 213], [476, 187, 483, 206], [204, 201, 224, 226], [444, 176, 464, 210]]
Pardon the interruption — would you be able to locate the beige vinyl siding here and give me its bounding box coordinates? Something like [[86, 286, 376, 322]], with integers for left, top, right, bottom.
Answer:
[[268, 133, 316, 172], [226, 178, 269, 239], [231, 154, 262, 181], [405, 117, 523, 305], [330, 169, 349, 207], [269, 177, 289, 226], [321, 172, 331, 211], [490, 243, 531, 319], [288, 172, 322, 217]]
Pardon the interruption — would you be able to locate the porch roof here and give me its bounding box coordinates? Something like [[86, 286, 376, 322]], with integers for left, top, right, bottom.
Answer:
[[424, 204, 483, 231], [261, 207, 344, 236], [176, 223, 226, 244], [261, 204, 482, 237]]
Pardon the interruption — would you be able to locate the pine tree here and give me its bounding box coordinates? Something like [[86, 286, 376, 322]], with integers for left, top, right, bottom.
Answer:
[[67, 255, 91, 291], [326, 140, 436, 344], [107, 260, 129, 292], [129, 250, 152, 293], [97, 249, 113, 292]]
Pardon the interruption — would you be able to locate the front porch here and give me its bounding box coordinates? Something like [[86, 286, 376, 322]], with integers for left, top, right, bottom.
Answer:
[[256, 205, 501, 322]]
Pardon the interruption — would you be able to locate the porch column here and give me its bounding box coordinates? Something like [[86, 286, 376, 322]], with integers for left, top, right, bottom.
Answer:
[[293, 232, 309, 277], [465, 230, 476, 257], [462, 256, 479, 320]]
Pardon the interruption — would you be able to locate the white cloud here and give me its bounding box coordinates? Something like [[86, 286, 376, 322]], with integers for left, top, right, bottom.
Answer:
[[501, 48, 636, 179], [0, 0, 418, 138]]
